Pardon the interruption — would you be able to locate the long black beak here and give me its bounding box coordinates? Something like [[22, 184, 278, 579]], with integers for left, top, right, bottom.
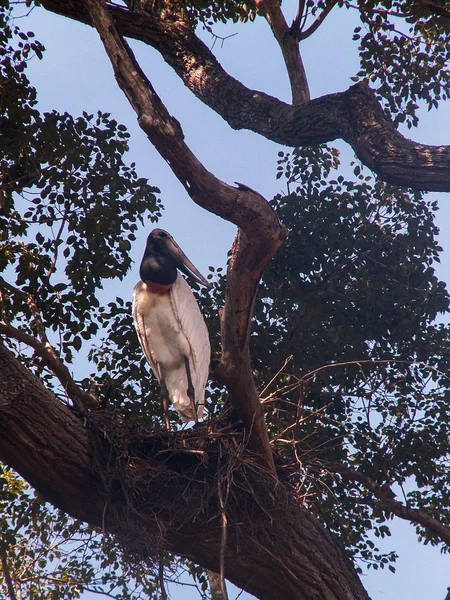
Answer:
[[164, 235, 211, 288]]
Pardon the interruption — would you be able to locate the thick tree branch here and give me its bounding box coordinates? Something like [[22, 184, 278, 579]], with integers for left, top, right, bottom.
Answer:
[[40, 0, 450, 191], [254, 0, 310, 103], [0, 343, 372, 600], [82, 0, 285, 473], [0, 344, 102, 522]]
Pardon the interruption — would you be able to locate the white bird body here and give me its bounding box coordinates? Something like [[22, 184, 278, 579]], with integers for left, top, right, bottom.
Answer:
[[132, 229, 211, 424], [133, 276, 210, 421]]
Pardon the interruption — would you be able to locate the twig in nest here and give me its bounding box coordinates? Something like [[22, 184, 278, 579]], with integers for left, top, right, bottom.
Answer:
[[156, 448, 209, 466], [217, 473, 229, 600], [215, 443, 232, 600]]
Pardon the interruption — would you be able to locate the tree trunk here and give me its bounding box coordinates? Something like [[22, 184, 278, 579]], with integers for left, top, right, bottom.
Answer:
[[0, 343, 371, 600]]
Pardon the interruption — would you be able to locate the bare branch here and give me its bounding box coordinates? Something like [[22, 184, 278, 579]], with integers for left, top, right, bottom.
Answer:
[[290, 0, 307, 40], [254, 0, 310, 103], [299, 1, 338, 40]]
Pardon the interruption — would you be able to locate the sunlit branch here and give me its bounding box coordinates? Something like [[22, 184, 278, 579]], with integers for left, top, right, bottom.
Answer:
[[40, 0, 450, 191], [254, 0, 310, 103]]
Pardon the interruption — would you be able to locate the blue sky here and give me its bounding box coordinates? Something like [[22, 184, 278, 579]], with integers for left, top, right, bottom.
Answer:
[[15, 1, 450, 598]]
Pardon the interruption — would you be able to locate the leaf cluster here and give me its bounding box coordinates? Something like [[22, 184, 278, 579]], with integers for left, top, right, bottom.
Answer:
[[253, 143, 450, 568], [0, 465, 166, 600], [0, 0, 161, 375], [186, 0, 257, 27], [348, 0, 450, 126]]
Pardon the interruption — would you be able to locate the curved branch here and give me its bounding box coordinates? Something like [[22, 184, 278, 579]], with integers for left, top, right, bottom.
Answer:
[[334, 465, 450, 547], [82, 0, 286, 472], [0, 321, 97, 408], [0, 343, 372, 600], [299, 0, 338, 40], [40, 0, 450, 191], [0, 277, 97, 408]]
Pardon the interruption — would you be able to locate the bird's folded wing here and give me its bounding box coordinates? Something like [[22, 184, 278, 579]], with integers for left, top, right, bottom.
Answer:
[[170, 276, 211, 390]]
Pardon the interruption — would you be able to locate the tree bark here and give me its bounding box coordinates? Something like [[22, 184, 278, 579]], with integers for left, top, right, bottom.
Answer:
[[0, 343, 371, 600], [0, 344, 102, 523], [207, 570, 228, 600], [40, 0, 450, 192], [254, 0, 311, 104]]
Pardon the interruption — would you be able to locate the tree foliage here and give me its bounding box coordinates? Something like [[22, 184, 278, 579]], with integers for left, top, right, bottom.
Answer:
[[256, 145, 450, 567], [1, 0, 450, 599], [350, 0, 450, 126]]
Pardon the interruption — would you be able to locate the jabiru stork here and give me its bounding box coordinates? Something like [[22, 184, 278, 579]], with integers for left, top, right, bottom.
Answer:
[[132, 228, 211, 425]]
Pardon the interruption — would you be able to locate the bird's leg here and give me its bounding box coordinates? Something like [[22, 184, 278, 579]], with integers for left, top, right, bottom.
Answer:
[[160, 383, 171, 431], [157, 365, 171, 431], [183, 355, 197, 423]]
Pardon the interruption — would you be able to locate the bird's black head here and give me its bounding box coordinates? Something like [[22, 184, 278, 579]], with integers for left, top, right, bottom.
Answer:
[[139, 229, 178, 285], [139, 228, 210, 288]]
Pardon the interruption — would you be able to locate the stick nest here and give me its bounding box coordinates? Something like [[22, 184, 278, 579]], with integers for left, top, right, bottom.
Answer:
[[86, 410, 287, 563]]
